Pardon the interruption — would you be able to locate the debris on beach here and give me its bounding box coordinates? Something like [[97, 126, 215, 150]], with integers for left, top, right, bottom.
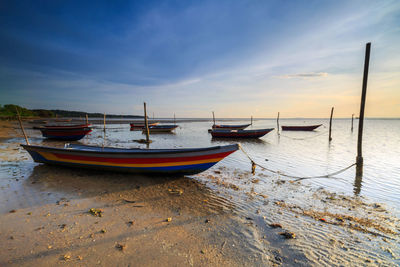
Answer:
[[100, 229, 106, 233], [166, 217, 172, 222], [279, 231, 296, 239], [116, 243, 126, 251], [269, 223, 283, 228], [9, 209, 16, 213], [62, 254, 71, 261], [127, 220, 134, 226], [168, 188, 183, 195], [89, 208, 103, 217]]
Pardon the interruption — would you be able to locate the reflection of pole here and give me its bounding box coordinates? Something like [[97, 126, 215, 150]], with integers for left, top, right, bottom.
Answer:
[[144, 102, 150, 143], [212, 111, 216, 126], [329, 107, 334, 141], [354, 166, 363, 195], [351, 114, 354, 132], [357, 43, 371, 167], [277, 112, 280, 135]]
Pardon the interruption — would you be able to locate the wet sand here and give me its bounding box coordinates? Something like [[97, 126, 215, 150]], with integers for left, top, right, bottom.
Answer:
[[0, 121, 399, 266]]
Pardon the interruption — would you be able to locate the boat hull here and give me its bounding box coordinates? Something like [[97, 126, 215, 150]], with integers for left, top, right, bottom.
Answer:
[[146, 125, 178, 132], [40, 127, 92, 141], [281, 124, 322, 131], [21, 144, 238, 175], [212, 124, 250, 130], [211, 128, 274, 138]]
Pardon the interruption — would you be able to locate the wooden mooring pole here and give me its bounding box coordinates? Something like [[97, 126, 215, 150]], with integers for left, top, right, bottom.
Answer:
[[144, 102, 150, 143], [86, 114, 89, 125], [174, 113, 176, 126], [251, 116, 253, 126], [277, 112, 280, 134], [329, 107, 334, 141], [351, 114, 354, 132], [15, 107, 30, 145], [212, 111, 216, 126], [357, 42, 371, 167]]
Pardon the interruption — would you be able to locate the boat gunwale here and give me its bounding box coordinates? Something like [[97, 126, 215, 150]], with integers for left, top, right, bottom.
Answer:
[[20, 143, 239, 156]]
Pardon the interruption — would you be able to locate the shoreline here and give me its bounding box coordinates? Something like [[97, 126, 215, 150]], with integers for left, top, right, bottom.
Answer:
[[0, 121, 399, 266]]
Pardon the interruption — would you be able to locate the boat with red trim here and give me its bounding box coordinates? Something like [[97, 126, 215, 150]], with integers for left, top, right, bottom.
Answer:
[[211, 128, 274, 138], [281, 124, 322, 131], [212, 124, 250, 130], [21, 143, 239, 175]]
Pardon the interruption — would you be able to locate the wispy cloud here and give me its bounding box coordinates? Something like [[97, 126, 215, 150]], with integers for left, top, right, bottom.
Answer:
[[277, 72, 328, 79]]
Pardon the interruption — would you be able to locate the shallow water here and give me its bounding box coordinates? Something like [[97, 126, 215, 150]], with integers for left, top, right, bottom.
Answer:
[[74, 118, 400, 211]]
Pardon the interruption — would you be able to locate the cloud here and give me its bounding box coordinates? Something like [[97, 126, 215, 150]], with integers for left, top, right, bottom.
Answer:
[[277, 72, 328, 79]]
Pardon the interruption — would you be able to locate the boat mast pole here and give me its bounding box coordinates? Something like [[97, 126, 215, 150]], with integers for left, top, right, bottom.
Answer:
[[15, 107, 30, 145], [329, 107, 334, 141], [357, 42, 371, 167], [144, 102, 150, 143]]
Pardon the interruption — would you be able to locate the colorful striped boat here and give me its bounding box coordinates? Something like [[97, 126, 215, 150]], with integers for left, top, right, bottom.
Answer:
[[212, 124, 250, 130], [37, 124, 92, 141], [21, 143, 239, 175], [281, 124, 322, 131], [211, 128, 274, 138]]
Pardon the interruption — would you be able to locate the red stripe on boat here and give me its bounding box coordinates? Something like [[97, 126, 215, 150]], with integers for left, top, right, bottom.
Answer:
[[52, 150, 234, 164]]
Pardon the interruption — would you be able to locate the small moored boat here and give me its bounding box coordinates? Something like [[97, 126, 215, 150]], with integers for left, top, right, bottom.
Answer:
[[281, 124, 322, 131], [129, 122, 159, 128], [211, 128, 274, 138], [145, 125, 178, 133], [37, 124, 92, 141], [212, 124, 250, 130], [21, 143, 239, 175]]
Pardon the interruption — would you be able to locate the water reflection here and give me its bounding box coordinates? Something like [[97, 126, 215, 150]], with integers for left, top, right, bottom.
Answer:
[[354, 164, 363, 195]]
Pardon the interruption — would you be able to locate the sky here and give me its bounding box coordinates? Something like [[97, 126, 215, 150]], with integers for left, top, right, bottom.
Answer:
[[0, 0, 399, 118]]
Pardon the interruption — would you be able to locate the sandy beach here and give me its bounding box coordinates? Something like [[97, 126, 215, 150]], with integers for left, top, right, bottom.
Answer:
[[0, 120, 399, 266]]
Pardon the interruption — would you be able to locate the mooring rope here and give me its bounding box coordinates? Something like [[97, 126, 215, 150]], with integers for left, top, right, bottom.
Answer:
[[279, 130, 329, 140], [238, 144, 356, 181]]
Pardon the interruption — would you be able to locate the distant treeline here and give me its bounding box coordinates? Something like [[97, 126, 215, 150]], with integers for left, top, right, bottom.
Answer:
[[0, 104, 144, 119]]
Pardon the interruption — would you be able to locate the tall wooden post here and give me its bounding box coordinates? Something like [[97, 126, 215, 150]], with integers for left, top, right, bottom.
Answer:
[[251, 116, 253, 125], [103, 113, 106, 134], [15, 107, 30, 145], [86, 114, 89, 125], [174, 113, 176, 126], [144, 102, 150, 143], [329, 107, 334, 141], [351, 114, 354, 132], [212, 111, 216, 126], [277, 112, 280, 134], [357, 42, 371, 167]]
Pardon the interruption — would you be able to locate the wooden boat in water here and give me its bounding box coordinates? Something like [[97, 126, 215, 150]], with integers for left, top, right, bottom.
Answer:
[[21, 143, 239, 175], [36, 124, 92, 141], [211, 128, 274, 138], [281, 124, 322, 131], [145, 125, 178, 133], [212, 124, 250, 130], [129, 122, 159, 128]]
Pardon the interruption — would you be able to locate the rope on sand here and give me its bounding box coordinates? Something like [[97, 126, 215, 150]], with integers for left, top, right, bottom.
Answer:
[[238, 144, 356, 181]]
